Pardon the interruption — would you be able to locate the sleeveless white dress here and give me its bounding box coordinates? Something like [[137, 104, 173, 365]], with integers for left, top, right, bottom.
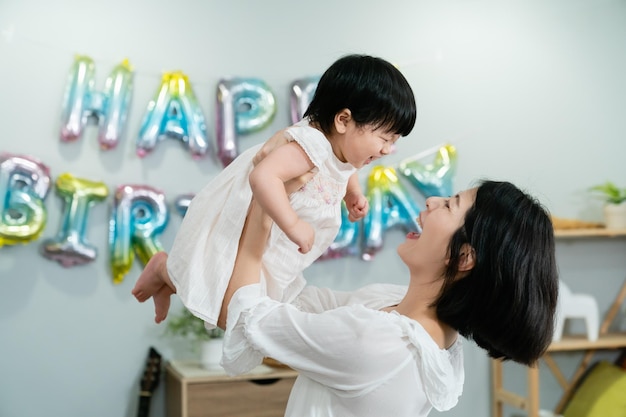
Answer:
[[167, 119, 357, 327]]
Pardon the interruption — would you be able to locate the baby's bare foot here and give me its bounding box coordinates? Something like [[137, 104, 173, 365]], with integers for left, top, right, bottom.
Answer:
[[154, 285, 173, 324], [132, 251, 168, 302]]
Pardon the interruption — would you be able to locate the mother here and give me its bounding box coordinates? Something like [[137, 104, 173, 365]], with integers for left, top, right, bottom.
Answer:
[[213, 177, 558, 417]]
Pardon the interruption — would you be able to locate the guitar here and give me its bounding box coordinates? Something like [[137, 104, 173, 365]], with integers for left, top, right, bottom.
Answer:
[[137, 347, 163, 417]]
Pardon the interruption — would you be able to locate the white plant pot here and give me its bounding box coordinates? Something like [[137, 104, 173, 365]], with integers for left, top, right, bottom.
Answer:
[[200, 339, 224, 370], [604, 203, 626, 230]]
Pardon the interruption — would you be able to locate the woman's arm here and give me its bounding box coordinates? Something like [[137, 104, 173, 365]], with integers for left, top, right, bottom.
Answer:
[[217, 171, 314, 329], [217, 196, 408, 387], [217, 199, 271, 329]]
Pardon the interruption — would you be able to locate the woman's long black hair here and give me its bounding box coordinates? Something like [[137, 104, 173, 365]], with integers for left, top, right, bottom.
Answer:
[[435, 180, 559, 366]]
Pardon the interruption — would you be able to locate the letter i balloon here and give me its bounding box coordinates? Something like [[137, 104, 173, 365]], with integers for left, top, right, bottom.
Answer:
[[41, 173, 109, 267], [0, 153, 51, 246], [109, 185, 168, 284]]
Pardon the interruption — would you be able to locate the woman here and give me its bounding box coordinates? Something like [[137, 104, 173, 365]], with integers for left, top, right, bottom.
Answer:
[[212, 178, 558, 417]]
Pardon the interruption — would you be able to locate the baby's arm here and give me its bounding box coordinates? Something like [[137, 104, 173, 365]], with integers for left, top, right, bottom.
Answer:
[[249, 141, 316, 253], [344, 173, 369, 222]]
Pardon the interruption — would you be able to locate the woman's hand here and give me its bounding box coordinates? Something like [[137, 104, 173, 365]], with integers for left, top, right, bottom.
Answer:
[[253, 128, 315, 195], [252, 129, 290, 166]]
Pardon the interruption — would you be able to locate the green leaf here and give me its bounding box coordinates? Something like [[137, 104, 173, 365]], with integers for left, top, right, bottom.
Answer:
[[163, 308, 224, 341], [589, 181, 626, 205]]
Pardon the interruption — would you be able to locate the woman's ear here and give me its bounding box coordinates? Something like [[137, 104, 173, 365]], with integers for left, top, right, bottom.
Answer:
[[333, 109, 352, 134], [458, 243, 476, 272]]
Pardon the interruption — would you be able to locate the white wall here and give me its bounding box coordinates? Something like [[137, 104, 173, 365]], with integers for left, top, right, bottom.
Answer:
[[1, 1, 626, 417]]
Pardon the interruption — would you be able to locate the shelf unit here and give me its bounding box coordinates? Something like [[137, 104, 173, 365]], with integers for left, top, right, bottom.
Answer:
[[165, 360, 298, 417], [492, 228, 626, 417]]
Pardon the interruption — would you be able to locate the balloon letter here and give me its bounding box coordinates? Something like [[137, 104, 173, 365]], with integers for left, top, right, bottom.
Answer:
[[109, 185, 168, 284], [362, 166, 422, 261], [60, 56, 133, 150], [137, 72, 210, 159], [216, 78, 276, 166], [289, 76, 319, 124], [41, 173, 109, 267], [398, 144, 457, 198], [0, 153, 51, 246], [173, 193, 194, 217], [317, 201, 360, 261]]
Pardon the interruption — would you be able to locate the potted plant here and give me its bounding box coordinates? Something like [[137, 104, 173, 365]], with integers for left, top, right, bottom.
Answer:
[[165, 307, 224, 369], [590, 181, 626, 230]]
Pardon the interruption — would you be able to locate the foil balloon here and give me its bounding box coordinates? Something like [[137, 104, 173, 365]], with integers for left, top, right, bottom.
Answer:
[[40, 173, 109, 267], [173, 193, 195, 217], [0, 153, 51, 246], [60, 55, 133, 149], [99, 59, 134, 149], [109, 184, 168, 284], [398, 144, 457, 198], [216, 78, 277, 166], [137, 71, 210, 159], [317, 201, 360, 261], [362, 166, 421, 261], [289, 76, 319, 124]]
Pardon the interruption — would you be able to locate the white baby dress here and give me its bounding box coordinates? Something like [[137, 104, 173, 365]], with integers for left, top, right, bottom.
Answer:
[[167, 119, 357, 327]]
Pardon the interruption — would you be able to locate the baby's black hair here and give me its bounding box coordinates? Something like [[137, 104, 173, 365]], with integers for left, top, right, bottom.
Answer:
[[304, 54, 416, 137]]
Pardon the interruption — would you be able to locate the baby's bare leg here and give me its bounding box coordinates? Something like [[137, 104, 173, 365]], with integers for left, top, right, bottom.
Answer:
[[132, 252, 174, 301]]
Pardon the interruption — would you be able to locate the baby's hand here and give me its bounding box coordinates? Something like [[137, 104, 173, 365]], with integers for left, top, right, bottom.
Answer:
[[285, 219, 315, 254], [344, 192, 369, 222]]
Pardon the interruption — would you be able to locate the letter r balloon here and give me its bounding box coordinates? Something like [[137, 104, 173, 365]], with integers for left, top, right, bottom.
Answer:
[[109, 184, 168, 284]]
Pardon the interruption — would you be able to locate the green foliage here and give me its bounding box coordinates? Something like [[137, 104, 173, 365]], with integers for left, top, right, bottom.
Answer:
[[590, 181, 626, 205], [164, 307, 224, 341]]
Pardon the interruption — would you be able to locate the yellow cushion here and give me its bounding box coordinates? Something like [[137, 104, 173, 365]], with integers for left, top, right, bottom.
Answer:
[[563, 361, 626, 417]]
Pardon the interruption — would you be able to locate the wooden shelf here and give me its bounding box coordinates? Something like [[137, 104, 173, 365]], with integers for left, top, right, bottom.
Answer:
[[166, 360, 297, 383], [554, 228, 626, 238], [548, 333, 626, 352], [492, 232, 626, 417]]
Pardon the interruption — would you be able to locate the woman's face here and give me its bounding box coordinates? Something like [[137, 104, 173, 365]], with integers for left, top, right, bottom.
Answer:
[[397, 187, 478, 273]]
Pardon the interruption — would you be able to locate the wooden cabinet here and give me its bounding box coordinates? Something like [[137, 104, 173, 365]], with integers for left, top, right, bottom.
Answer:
[[492, 228, 626, 417], [166, 361, 298, 417]]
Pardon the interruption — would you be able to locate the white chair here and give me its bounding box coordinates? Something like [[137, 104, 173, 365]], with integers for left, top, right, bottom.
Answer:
[[553, 280, 600, 342]]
